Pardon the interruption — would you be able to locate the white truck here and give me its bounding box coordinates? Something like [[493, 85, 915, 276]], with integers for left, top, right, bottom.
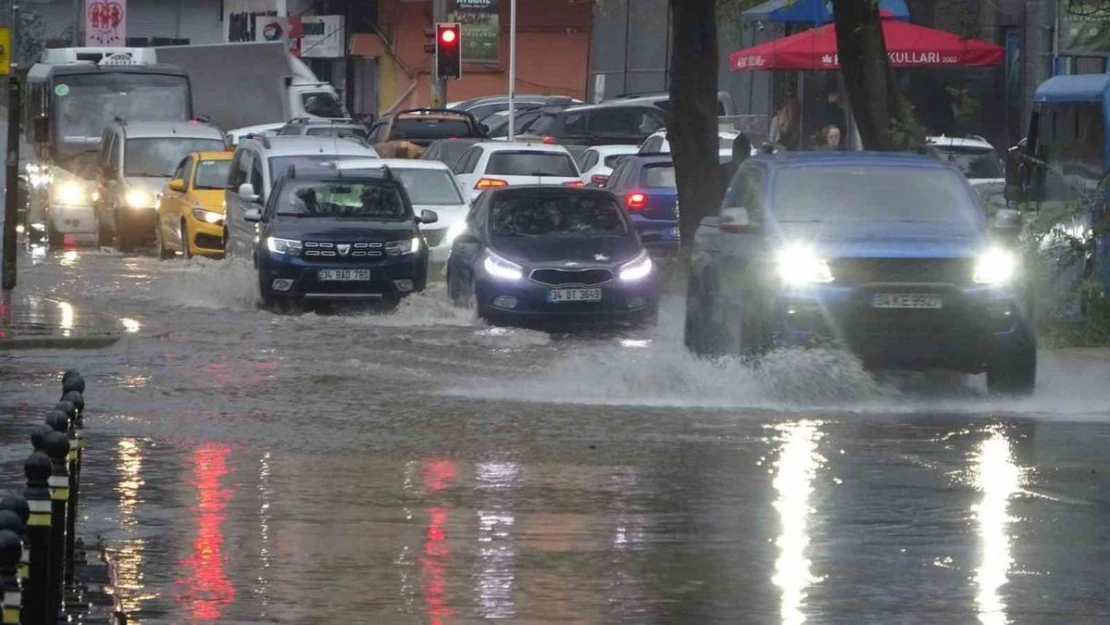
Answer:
[[151, 41, 347, 132]]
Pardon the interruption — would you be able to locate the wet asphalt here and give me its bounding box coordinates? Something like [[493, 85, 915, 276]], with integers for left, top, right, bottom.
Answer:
[[1, 248, 1110, 624]]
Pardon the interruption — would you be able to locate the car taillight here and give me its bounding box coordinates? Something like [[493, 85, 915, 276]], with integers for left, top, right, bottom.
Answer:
[[475, 178, 509, 189], [590, 174, 609, 187], [625, 191, 647, 211], [563, 180, 584, 187], [542, 136, 557, 145]]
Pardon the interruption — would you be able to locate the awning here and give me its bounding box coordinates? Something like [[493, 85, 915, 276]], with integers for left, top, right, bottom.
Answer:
[[741, 0, 909, 23], [729, 17, 1004, 71], [1033, 73, 1110, 104]]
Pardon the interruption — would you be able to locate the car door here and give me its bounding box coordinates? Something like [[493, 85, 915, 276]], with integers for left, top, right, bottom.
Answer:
[[450, 192, 489, 287], [225, 149, 255, 259], [712, 163, 769, 318], [161, 156, 193, 249]]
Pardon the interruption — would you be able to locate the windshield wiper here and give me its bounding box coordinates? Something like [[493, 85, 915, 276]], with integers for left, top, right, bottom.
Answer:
[[127, 173, 166, 178]]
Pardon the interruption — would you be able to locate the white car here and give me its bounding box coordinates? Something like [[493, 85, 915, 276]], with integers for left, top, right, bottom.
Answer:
[[927, 135, 1007, 210], [639, 129, 756, 163], [576, 145, 639, 187], [336, 158, 470, 264], [451, 141, 583, 200], [225, 123, 286, 147]]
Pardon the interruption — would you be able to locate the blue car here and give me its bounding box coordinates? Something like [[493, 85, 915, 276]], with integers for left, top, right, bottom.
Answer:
[[603, 153, 679, 256], [245, 166, 438, 308], [685, 151, 1036, 394]]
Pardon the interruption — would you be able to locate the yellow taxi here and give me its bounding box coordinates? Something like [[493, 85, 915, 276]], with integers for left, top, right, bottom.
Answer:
[[155, 151, 233, 259]]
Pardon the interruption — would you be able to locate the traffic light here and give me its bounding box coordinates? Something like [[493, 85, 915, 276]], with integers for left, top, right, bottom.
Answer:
[[435, 22, 461, 81]]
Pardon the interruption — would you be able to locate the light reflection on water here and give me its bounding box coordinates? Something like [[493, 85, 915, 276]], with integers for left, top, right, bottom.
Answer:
[[475, 462, 518, 620], [770, 421, 825, 625], [256, 451, 273, 618], [421, 460, 456, 625], [56, 301, 73, 337], [177, 443, 234, 621], [113, 438, 151, 615], [973, 428, 1021, 625]]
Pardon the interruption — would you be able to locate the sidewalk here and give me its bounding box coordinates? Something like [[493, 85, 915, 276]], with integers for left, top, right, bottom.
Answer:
[[0, 293, 121, 349]]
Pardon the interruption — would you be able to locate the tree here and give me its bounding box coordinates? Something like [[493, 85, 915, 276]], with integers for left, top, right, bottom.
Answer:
[[666, 0, 725, 252], [830, 0, 921, 150]]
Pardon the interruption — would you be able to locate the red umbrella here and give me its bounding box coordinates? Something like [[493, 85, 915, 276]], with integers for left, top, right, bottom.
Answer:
[[729, 17, 1004, 71]]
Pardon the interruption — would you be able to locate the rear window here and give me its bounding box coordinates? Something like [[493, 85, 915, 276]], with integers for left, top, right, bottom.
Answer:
[[933, 146, 1004, 180], [389, 117, 474, 141], [641, 164, 676, 188], [486, 151, 578, 177], [604, 154, 629, 168]]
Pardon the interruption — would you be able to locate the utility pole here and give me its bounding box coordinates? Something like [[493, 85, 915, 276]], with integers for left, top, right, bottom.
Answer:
[[430, 0, 447, 107]]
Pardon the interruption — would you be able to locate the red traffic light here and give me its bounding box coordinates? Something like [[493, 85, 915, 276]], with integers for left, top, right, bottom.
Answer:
[[440, 28, 457, 44]]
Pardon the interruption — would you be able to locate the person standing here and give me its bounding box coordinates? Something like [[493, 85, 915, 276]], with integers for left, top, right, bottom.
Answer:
[[820, 90, 847, 148], [773, 84, 801, 148]]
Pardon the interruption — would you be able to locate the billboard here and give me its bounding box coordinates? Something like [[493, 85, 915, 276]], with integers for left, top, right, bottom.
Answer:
[[1059, 0, 1110, 55], [85, 0, 127, 47], [451, 0, 499, 62], [254, 15, 346, 58]]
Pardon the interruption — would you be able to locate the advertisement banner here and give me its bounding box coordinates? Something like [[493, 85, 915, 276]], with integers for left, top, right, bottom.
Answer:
[[85, 0, 126, 46], [255, 15, 302, 56], [1059, 0, 1110, 55], [451, 0, 499, 62], [300, 16, 346, 58]]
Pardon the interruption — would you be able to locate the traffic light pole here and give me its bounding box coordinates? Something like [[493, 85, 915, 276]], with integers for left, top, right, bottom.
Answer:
[[2, 3, 21, 295], [430, 0, 448, 108]]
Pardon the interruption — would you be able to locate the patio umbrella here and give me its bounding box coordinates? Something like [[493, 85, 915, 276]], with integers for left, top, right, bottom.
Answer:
[[729, 17, 1004, 71]]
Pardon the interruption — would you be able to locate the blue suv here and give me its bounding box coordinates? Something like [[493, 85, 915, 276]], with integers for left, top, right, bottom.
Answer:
[[684, 151, 1036, 394]]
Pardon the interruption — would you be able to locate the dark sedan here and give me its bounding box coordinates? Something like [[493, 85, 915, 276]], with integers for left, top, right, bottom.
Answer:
[[446, 186, 660, 324]]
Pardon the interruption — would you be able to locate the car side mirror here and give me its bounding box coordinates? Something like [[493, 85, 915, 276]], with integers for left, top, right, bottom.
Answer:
[[719, 207, 755, 233], [168, 179, 187, 193], [238, 182, 260, 204], [33, 116, 49, 144], [419, 209, 439, 225], [243, 207, 263, 223]]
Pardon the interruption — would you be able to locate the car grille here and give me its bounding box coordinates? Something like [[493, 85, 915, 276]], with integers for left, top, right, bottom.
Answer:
[[830, 258, 974, 285], [302, 241, 383, 259], [530, 268, 613, 286], [423, 228, 447, 248], [193, 233, 223, 250]]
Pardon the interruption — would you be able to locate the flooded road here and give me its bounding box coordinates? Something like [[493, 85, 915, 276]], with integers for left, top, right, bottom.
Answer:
[[3, 249, 1110, 624]]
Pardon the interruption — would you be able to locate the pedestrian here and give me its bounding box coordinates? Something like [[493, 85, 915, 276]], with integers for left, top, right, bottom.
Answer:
[[820, 90, 847, 147], [818, 125, 842, 151], [772, 84, 800, 148]]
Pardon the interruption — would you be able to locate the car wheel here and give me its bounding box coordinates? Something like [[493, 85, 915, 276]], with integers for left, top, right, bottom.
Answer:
[[156, 219, 174, 260], [986, 339, 1036, 396], [181, 219, 193, 260]]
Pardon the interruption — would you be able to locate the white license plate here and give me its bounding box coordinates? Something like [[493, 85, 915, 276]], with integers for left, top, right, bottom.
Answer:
[[547, 288, 602, 303], [872, 293, 942, 309], [318, 269, 372, 281]]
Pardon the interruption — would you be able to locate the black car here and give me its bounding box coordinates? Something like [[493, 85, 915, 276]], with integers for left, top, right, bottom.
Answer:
[[446, 186, 660, 323], [516, 102, 667, 147], [419, 137, 484, 169], [246, 166, 438, 308]]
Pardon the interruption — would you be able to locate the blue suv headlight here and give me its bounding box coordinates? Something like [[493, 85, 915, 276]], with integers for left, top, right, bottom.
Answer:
[[385, 237, 421, 256], [266, 237, 303, 256]]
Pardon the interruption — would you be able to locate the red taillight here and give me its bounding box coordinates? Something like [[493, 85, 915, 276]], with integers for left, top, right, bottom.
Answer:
[[625, 191, 647, 211], [542, 136, 557, 145], [475, 177, 509, 190], [590, 174, 609, 187], [563, 180, 584, 188]]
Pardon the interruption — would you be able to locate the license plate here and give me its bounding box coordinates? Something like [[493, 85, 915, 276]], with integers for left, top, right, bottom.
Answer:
[[547, 288, 602, 303], [318, 269, 371, 281], [871, 293, 942, 309]]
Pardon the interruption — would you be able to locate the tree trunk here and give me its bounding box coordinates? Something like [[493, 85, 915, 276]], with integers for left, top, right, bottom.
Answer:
[[831, 0, 917, 150], [667, 0, 725, 253]]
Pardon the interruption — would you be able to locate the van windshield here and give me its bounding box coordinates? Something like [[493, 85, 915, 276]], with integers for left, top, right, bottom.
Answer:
[[56, 74, 190, 148]]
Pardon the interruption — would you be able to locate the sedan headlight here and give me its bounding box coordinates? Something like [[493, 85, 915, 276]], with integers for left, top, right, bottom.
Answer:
[[56, 182, 85, 206], [776, 243, 834, 285], [973, 247, 1017, 285], [125, 189, 154, 208], [482, 250, 523, 281], [444, 220, 468, 245], [192, 208, 224, 225], [266, 236, 302, 256], [385, 237, 421, 256], [619, 251, 653, 282]]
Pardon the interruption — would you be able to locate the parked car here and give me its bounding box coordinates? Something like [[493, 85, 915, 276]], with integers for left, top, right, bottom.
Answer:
[[367, 108, 487, 159], [684, 151, 1035, 394], [94, 119, 228, 251], [515, 102, 667, 147], [927, 135, 1006, 209], [155, 150, 233, 259], [245, 165, 437, 308], [274, 118, 371, 144], [419, 137, 484, 170], [446, 186, 659, 323], [336, 158, 470, 264], [577, 145, 640, 187], [223, 135, 379, 261], [639, 128, 755, 164], [602, 153, 680, 256], [451, 141, 583, 200], [450, 94, 583, 122]]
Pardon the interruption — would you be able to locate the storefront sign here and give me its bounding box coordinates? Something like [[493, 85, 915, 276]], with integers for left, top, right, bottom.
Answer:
[[451, 0, 499, 62], [1059, 0, 1110, 55], [85, 0, 126, 46], [255, 16, 302, 55], [301, 16, 346, 58]]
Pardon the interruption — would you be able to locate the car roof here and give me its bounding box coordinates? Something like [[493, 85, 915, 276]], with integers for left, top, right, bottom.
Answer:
[[757, 151, 950, 170], [336, 158, 450, 171], [472, 141, 571, 153], [243, 135, 379, 157], [193, 150, 233, 160], [556, 101, 662, 114], [117, 121, 225, 140]]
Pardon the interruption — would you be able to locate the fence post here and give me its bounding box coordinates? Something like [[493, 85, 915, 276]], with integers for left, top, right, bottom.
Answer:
[[0, 528, 22, 625], [22, 452, 51, 625], [40, 434, 67, 625], [58, 391, 84, 587], [50, 401, 76, 592]]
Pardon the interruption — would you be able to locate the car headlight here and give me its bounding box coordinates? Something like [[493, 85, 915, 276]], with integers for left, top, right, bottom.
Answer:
[[444, 220, 468, 245], [482, 250, 523, 281], [192, 208, 224, 225], [125, 189, 154, 208], [776, 243, 834, 285], [973, 247, 1016, 285], [56, 182, 85, 206], [619, 251, 653, 282], [385, 237, 421, 256], [265, 236, 302, 256]]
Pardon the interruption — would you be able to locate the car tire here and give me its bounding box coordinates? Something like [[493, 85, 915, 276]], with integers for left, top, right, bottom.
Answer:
[[181, 220, 193, 261], [986, 339, 1036, 396]]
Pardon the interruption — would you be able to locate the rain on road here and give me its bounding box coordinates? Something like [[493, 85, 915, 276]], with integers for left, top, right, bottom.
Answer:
[[3, 249, 1110, 624]]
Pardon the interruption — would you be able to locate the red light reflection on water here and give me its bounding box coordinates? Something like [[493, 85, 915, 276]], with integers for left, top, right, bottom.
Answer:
[[422, 460, 455, 624], [177, 443, 235, 622]]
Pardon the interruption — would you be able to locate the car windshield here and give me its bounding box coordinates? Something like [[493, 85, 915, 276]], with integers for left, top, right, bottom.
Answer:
[[55, 73, 190, 151], [394, 168, 464, 205], [934, 145, 1004, 179], [268, 155, 366, 181], [486, 151, 578, 177], [390, 118, 473, 141], [491, 193, 628, 236], [773, 166, 982, 223], [193, 159, 231, 190], [275, 180, 409, 220], [641, 164, 676, 188], [300, 92, 347, 118], [124, 138, 226, 177]]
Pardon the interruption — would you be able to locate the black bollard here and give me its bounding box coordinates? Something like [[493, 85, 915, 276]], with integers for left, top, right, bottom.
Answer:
[[58, 394, 84, 587], [58, 394, 82, 418], [28, 428, 50, 456], [40, 434, 67, 625], [52, 408, 78, 593], [59, 373, 83, 397], [0, 528, 22, 625], [23, 452, 52, 625], [0, 498, 28, 594]]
